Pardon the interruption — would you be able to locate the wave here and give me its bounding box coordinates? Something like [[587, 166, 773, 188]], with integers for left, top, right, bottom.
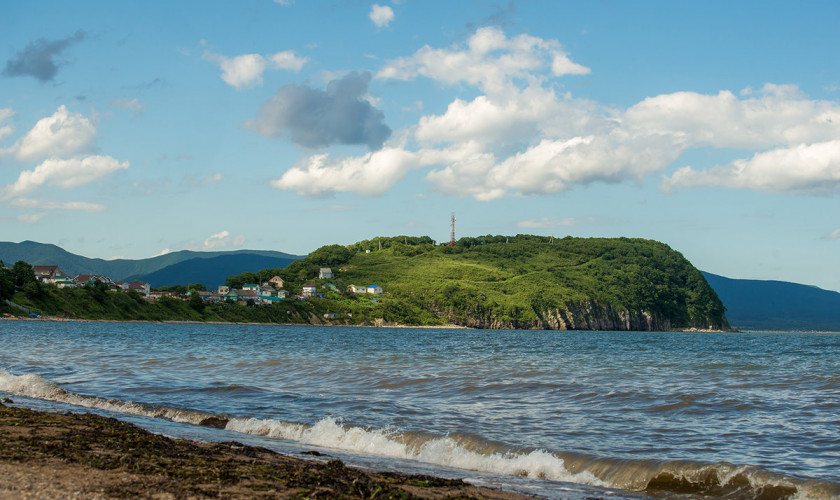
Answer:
[[2, 369, 838, 499]]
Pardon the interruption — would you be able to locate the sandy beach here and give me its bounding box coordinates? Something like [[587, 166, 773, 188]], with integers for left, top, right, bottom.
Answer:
[[0, 401, 531, 499]]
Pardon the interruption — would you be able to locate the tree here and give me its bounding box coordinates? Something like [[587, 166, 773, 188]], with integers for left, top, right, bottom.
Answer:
[[189, 292, 205, 312], [0, 267, 15, 301], [11, 261, 36, 288]]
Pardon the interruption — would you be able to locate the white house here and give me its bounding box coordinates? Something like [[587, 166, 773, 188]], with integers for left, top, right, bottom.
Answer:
[[319, 268, 334, 279], [302, 284, 317, 298], [367, 285, 383, 295]]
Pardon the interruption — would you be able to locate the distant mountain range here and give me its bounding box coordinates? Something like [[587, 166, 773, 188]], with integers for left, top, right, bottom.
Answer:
[[0, 241, 302, 289], [702, 272, 840, 331], [2, 241, 838, 331]]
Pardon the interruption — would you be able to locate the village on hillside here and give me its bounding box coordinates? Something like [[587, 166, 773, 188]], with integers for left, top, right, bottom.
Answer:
[[25, 265, 383, 306]]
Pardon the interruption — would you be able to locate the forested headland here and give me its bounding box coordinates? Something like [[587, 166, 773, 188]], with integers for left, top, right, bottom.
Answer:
[[2, 235, 729, 331]]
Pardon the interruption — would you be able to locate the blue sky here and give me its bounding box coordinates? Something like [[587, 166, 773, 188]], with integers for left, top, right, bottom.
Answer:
[[2, 1, 839, 291]]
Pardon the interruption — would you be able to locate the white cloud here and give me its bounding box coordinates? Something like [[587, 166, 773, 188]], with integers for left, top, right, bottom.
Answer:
[[0, 155, 129, 200], [269, 28, 840, 200], [202, 230, 246, 250], [0, 108, 14, 141], [370, 4, 394, 28], [377, 26, 589, 95], [624, 84, 840, 150], [110, 98, 145, 114], [203, 50, 308, 89], [9, 197, 105, 211], [4, 105, 96, 162], [271, 148, 421, 196], [662, 140, 840, 194]]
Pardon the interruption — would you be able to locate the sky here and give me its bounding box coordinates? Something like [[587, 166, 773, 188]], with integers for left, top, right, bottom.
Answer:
[[1, 1, 839, 291]]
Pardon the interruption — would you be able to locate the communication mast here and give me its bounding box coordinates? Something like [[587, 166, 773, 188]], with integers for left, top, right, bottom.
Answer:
[[450, 213, 456, 247]]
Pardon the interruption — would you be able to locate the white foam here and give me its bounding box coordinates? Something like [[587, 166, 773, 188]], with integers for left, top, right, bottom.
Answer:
[[0, 369, 212, 426], [225, 416, 607, 487]]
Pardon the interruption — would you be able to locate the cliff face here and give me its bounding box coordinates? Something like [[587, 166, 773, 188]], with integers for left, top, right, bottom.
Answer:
[[440, 302, 674, 331]]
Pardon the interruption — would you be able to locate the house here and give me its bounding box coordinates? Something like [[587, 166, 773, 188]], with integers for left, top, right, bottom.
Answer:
[[33, 265, 70, 283], [348, 284, 366, 294], [74, 274, 112, 286], [301, 284, 317, 298], [242, 283, 261, 295], [260, 296, 286, 305], [51, 276, 78, 289], [323, 312, 341, 319], [260, 285, 276, 297], [115, 281, 151, 297], [367, 285, 383, 295], [268, 276, 284, 288], [196, 291, 223, 303], [226, 289, 259, 304], [319, 268, 334, 279], [218, 285, 230, 295]]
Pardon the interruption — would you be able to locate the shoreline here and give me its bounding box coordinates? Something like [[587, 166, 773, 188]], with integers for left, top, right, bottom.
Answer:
[[0, 400, 529, 499]]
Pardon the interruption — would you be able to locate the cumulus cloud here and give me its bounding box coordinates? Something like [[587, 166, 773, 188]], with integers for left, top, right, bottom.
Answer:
[[203, 49, 307, 89], [202, 230, 246, 250], [370, 4, 394, 27], [0, 155, 129, 200], [377, 26, 589, 95], [272, 148, 419, 196], [3, 30, 86, 82], [249, 71, 391, 150], [271, 27, 840, 200], [662, 140, 840, 195], [3, 105, 96, 162], [624, 84, 840, 149]]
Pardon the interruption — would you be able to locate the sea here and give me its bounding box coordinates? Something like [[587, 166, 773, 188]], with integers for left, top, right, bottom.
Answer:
[[1, 320, 838, 499]]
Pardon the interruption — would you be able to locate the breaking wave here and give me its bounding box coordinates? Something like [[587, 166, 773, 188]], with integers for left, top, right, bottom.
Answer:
[[2, 369, 838, 499]]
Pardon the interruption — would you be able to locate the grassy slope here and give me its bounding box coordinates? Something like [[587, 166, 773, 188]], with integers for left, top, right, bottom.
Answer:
[[6, 235, 728, 330], [319, 235, 728, 329]]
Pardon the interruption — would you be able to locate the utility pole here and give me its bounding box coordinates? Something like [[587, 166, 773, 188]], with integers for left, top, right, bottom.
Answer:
[[450, 213, 456, 247]]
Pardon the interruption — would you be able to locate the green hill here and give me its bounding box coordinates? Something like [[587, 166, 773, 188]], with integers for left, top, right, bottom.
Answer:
[[4, 235, 728, 331], [257, 235, 729, 330]]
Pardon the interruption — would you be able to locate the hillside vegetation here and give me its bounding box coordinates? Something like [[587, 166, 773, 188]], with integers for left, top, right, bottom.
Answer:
[[232, 235, 729, 330], [4, 235, 729, 331]]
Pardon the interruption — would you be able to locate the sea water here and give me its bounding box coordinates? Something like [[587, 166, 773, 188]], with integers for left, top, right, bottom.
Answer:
[[1, 321, 838, 499]]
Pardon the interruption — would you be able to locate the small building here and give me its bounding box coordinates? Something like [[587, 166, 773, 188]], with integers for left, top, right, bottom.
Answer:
[[301, 284, 317, 298], [33, 265, 70, 283], [323, 312, 341, 319], [348, 284, 365, 294], [218, 285, 230, 295], [196, 291, 223, 303], [268, 276, 284, 288], [242, 283, 261, 294], [319, 268, 334, 279], [260, 285, 277, 297], [367, 285, 383, 295], [74, 274, 112, 286]]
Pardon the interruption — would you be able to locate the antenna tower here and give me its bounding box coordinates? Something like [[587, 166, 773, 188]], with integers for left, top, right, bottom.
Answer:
[[450, 213, 456, 247]]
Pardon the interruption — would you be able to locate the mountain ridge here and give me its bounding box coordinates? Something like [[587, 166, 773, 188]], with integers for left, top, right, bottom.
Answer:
[[0, 241, 302, 284]]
